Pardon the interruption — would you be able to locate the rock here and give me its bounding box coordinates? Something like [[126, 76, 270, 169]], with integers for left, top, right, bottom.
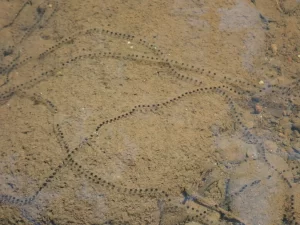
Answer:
[[271, 44, 277, 55]]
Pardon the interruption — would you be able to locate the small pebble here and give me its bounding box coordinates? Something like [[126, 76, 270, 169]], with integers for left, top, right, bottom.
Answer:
[[271, 44, 277, 55], [254, 103, 263, 114]]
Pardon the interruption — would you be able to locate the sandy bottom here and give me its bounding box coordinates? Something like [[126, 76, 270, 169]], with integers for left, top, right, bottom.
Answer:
[[0, 0, 300, 224]]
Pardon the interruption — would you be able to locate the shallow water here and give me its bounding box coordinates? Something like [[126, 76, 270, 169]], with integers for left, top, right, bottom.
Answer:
[[0, 0, 300, 224]]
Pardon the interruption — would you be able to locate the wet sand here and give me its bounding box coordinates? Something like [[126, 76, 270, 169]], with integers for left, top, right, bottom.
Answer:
[[0, 0, 300, 224]]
